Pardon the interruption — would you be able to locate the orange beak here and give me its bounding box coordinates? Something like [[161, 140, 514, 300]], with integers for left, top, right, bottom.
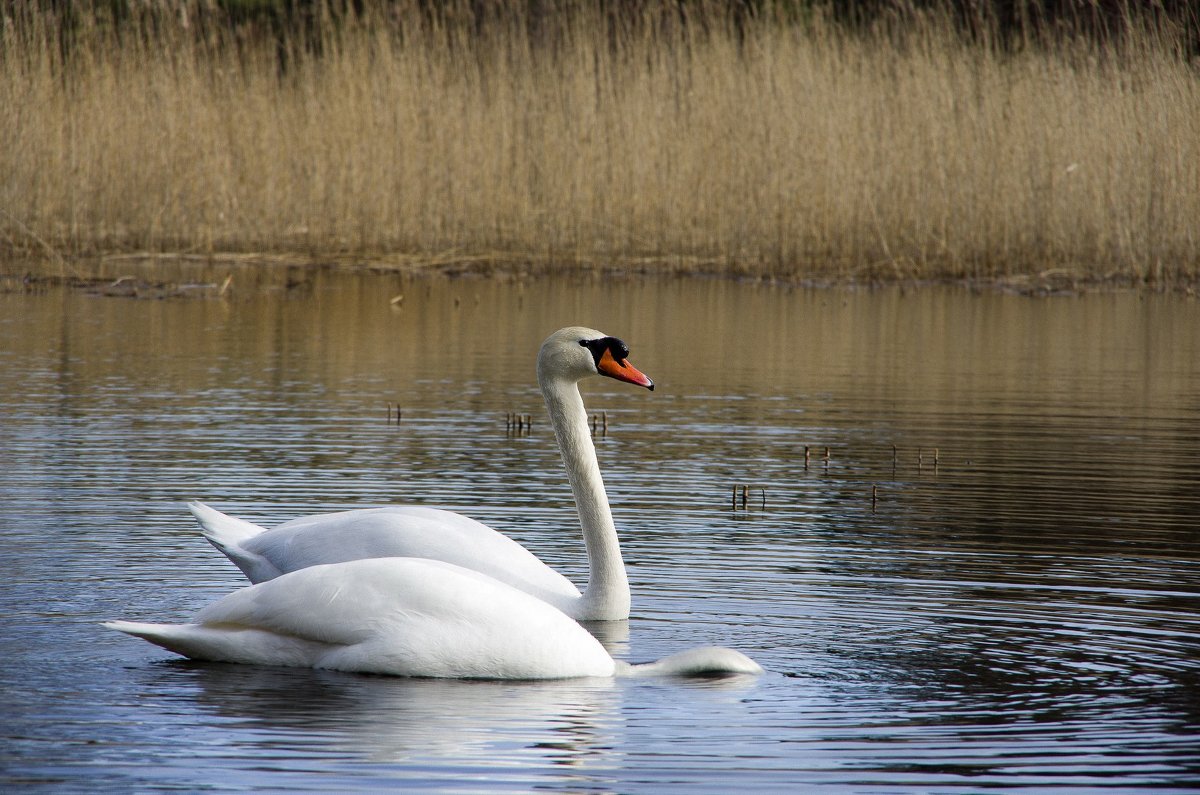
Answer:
[[597, 348, 654, 390]]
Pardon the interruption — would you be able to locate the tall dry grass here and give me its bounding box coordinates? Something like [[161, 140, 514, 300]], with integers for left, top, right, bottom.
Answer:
[[2, 2, 1197, 284]]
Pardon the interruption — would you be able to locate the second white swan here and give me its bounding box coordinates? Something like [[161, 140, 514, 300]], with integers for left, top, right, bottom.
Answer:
[[192, 326, 652, 621], [105, 557, 764, 680]]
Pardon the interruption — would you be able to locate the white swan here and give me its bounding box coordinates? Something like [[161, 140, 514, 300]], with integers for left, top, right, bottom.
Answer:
[[104, 558, 764, 680], [191, 326, 653, 621]]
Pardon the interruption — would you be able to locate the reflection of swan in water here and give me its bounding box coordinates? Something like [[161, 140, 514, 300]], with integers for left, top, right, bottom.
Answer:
[[190, 327, 655, 621], [168, 662, 624, 765], [579, 617, 630, 656], [105, 557, 763, 679], [155, 647, 759, 768]]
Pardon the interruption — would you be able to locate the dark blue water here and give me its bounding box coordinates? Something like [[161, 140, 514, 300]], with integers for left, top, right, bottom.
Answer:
[[2, 275, 1199, 792]]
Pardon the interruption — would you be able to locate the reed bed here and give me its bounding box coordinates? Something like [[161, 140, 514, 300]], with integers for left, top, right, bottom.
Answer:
[[2, 2, 1197, 285]]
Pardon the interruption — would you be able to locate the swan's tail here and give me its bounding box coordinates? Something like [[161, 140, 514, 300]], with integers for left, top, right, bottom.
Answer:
[[188, 501, 280, 583], [616, 646, 764, 678], [103, 620, 330, 667], [104, 620, 219, 660]]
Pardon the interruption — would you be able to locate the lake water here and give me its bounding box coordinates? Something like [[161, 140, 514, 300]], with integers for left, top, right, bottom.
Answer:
[[2, 272, 1198, 792]]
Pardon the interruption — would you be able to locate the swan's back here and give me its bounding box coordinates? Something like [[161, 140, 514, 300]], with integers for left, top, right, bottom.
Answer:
[[108, 557, 616, 680]]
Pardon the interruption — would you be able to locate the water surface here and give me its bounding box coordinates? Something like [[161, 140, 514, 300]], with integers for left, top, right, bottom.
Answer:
[[2, 275, 1198, 791]]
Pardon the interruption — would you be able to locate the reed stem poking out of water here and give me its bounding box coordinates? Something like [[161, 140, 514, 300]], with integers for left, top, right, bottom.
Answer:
[[2, 1, 1198, 285]]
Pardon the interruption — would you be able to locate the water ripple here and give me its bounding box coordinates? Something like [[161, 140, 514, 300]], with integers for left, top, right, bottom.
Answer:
[[2, 281, 1199, 791]]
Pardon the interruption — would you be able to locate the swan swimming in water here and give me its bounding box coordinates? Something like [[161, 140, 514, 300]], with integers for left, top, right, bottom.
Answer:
[[105, 326, 763, 679], [190, 326, 654, 621], [104, 557, 764, 679]]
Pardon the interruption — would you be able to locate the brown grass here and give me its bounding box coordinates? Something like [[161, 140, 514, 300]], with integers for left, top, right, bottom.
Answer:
[[2, 2, 1198, 285]]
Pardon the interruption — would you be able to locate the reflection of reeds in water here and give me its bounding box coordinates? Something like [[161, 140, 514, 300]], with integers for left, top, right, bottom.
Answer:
[[2, 2, 1197, 284]]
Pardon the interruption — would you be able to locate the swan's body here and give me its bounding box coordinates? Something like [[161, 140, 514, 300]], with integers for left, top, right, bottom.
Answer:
[[192, 504, 582, 614], [108, 329, 763, 680], [105, 557, 764, 680], [193, 326, 654, 621]]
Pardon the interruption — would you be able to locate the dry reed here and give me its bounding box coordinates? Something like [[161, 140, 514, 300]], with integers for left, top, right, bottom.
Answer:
[[2, 2, 1197, 285]]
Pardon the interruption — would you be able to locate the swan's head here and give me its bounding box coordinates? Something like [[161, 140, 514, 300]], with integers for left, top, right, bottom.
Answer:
[[538, 327, 654, 390]]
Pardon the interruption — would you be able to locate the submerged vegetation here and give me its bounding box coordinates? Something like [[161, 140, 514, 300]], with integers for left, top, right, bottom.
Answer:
[[2, 1, 1198, 287]]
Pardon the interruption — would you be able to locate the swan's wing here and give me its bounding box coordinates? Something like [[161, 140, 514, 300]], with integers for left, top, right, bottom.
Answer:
[[245, 507, 581, 604], [188, 558, 614, 679]]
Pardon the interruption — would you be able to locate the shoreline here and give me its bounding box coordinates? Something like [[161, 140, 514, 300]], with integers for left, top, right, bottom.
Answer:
[[3, 253, 1195, 299]]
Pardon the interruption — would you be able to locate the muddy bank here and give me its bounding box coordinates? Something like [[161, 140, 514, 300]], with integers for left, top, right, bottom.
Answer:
[[4, 253, 1197, 300]]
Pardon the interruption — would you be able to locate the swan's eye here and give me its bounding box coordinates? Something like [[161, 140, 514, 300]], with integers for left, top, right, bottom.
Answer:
[[580, 337, 629, 368], [580, 337, 609, 368]]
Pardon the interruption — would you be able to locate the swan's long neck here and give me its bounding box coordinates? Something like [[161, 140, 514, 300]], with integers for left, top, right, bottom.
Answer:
[[614, 646, 766, 678], [540, 374, 629, 621]]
